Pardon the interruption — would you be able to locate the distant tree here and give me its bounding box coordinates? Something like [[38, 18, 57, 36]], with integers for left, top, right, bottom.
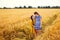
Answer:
[[3, 7, 7, 9], [47, 6, 50, 8], [19, 6, 22, 8], [52, 6, 60, 8], [23, 6, 27, 8], [15, 7, 19, 8], [28, 6, 32, 8], [38, 6, 41, 8], [41, 6, 50, 8]]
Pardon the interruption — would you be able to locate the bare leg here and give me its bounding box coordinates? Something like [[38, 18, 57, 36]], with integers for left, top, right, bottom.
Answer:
[[35, 30, 42, 36]]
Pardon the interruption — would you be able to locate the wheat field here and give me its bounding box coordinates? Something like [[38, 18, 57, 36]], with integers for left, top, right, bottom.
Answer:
[[0, 9, 60, 40]]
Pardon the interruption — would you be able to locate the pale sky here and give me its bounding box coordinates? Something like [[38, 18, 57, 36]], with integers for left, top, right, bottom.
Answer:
[[0, 0, 60, 8]]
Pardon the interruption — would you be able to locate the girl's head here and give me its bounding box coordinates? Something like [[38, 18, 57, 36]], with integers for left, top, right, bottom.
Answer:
[[34, 12, 40, 16]]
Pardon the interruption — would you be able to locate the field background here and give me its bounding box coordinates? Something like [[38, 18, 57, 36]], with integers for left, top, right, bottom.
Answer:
[[0, 9, 60, 40]]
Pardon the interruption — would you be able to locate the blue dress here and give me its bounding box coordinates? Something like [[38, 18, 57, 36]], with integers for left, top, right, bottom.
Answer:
[[34, 16, 42, 30]]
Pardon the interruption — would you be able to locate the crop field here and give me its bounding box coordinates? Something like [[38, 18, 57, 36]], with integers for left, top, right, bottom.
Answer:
[[0, 9, 60, 40]]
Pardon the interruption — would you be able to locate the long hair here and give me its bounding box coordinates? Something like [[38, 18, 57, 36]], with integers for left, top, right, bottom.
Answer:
[[31, 15, 35, 25], [31, 15, 33, 21]]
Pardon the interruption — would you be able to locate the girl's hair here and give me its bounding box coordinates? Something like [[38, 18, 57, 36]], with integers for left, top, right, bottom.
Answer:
[[31, 15, 35, 25], [31, 15, 33, 21], [34, 12, 40, 16]]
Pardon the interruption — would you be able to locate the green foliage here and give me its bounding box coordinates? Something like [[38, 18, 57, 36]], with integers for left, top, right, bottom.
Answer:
[[28, 6, 32, 8], [3, 7, 7, 9], [19, 6, 22, 8], [23, 6, 27, 8], [38, 6, 41, 8]]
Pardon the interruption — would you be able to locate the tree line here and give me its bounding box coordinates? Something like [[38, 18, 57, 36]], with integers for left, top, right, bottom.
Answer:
[[0, 6, 60, 9]]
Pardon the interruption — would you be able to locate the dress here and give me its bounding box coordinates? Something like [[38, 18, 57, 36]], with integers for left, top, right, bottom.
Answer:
[[34, 15, 42, 30]]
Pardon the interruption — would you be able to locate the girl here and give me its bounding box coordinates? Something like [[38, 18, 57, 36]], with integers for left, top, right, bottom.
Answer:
[[34, 12, 42, 36]]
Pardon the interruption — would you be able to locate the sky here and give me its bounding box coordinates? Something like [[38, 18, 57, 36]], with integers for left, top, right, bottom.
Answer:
[[0, 0, 60, 8]]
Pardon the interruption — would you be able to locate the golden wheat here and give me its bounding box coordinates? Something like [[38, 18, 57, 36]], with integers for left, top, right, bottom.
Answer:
[[0, 9, 60, 40]]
